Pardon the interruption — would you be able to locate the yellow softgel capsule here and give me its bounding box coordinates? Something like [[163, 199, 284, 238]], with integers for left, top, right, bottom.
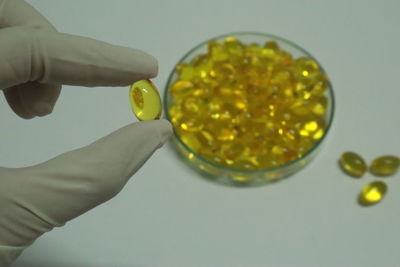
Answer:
[[339, 152, 367, 177], [369, 155, 399, 176], [358, 181, 387, 206], [129, 80, 161, 121]]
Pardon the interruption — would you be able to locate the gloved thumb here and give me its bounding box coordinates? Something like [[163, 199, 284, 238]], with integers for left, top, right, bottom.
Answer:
[[0, 120, 172, 264]]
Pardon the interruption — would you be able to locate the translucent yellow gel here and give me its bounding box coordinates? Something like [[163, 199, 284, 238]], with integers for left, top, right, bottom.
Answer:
[[130, 80, 161, 121], [370, 155, 399, 176], [358, 181, 387, 206]]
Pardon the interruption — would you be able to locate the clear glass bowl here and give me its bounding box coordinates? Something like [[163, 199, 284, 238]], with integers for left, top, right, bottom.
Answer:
[[164, 32, 335, 186]]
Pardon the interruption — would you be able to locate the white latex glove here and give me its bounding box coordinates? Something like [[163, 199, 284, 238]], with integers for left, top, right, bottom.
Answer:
[[0, 0, 173, 266]]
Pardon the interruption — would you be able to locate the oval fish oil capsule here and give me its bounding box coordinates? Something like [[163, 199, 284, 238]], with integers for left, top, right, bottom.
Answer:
[[339, 152, 367, 178], [358, 181, 387, 206], [129, 79, 162, 121], [369, 155, 399, 176]]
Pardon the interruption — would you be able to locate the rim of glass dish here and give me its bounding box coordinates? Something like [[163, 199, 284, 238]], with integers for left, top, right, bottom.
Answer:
[[164, 31, 335, 174]]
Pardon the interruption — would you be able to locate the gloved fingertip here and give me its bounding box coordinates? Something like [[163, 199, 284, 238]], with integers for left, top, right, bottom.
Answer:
[[34, 102, 54, 117], [18, 112, 36, 120], [147, 53, 158, 78], [153, 119, 173, 146], [133, 50, 158, 78]]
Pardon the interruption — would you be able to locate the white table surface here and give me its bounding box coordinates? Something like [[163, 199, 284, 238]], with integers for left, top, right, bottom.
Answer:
[[4, 0, 400, 266]]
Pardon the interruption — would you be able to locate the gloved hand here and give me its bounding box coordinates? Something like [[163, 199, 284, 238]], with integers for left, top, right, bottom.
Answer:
[[0, 0, 172, 265]]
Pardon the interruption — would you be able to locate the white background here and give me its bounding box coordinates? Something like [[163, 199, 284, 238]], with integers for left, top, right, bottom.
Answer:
[[3, 0, 399, 266]]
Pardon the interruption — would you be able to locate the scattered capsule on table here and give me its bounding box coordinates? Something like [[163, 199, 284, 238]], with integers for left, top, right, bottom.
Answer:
[[369, 155, 399, 176], [358, 181, 387, 206], [129, 80, 161, 121], [339, 152, 367, 177], [167, 37, 330, 170]]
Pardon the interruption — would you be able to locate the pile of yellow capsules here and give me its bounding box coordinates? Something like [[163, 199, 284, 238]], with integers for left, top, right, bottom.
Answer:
[[339, 152, 399, 206], [168, 37, 330, 171]]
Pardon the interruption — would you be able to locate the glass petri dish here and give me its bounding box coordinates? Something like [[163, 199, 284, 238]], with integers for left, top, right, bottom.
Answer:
[[164, 32, 335, 186]]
